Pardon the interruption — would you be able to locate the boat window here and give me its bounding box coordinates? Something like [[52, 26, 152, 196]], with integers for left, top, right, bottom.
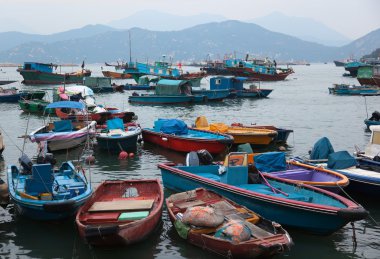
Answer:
[[215, 79, 221, 85], [372, 131, 380, 145], [124, 187, 139, 198]]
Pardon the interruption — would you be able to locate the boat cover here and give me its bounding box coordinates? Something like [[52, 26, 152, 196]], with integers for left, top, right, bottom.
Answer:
[[210, 123, 228, 133], [327, 151, 357, 169], [159, 119, 188, 135], [237, 143, 253, 153], [254, 152, 286, 173], [46, 101, 85, 110], [310, 137, 335, 160]]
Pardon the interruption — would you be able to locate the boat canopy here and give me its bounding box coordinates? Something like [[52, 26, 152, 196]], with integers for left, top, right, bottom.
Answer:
[[60, 85, 94, 97], [46, 101, 85, 110], [155, 79, 191, 96], [327, 151, 357, 170], [254, 152, 286, 173], [310, 137, 335, 160]]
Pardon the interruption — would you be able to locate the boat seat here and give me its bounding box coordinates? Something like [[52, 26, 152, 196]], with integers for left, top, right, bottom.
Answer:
[[88, 199, 155, 212], [196, 173, 221, 182]]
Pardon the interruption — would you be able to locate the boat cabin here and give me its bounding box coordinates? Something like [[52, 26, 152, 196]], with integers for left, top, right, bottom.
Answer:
[[365, 125, 380, 158], [155, 79, 192, 96], [136, 62, 181, 78], [210, 77, 246, 91], [21, 62, 57, 73]]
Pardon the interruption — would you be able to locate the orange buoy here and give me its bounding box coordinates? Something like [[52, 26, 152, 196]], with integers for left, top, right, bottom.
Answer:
[[118, 151, 128, 160], [129, 152, 135, 158], [85, 155, 96, 165]]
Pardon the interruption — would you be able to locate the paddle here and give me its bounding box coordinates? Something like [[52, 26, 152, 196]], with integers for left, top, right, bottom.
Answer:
[[257, 169, 289, 197]]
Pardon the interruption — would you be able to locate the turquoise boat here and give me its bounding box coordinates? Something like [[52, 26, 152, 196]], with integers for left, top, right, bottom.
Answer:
[[7, 156, 92, 220], [210, 77, 273, 98], [328, 84, 380, 95], [158, 153, 368, 235], [129, 79, 197, 104]]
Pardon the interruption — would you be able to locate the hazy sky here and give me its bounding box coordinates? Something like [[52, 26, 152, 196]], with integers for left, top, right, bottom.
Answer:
[[1, 0, 379, 39]]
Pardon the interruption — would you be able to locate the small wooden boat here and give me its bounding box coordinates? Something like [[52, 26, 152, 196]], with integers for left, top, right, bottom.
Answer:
[[7, 156, 92, 220], [142, 119, 233, 154], [101, 70, 132, 79], [194, 116, 277, 146], [249, 152, 349, 193], [96, 119, 141, 152], [231, 123, 293, 144], [167, 188, 292, 258], [76, 179, 163, 246], [158, 152, 368, 235], [19, 99, 55, 114]]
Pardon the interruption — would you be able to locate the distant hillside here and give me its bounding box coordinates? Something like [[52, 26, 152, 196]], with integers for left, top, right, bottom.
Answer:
[[0, 24, 116, 52], [362, 48, 380, 59], [108, 10, 226, 31], [338, 28, 380, 58], [252, 12, 351, 47], [0, 20, 378, 63]]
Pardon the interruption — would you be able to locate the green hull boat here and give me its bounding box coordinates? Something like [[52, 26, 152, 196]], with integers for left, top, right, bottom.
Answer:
[[18, 99, 55, 114]]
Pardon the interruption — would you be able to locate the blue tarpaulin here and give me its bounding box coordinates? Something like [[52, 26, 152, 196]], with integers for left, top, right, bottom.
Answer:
[[158, 119, 188, 135], [310, 137, 335, 160], [106, 118, 125, 131], [327, 151, 357, 169], [254, 152, 286, 173], [46, 101, 85, 110]]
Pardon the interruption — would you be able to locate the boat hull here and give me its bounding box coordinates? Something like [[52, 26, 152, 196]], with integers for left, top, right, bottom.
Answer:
[[19, 70, 91, 85], [129, 95, 194, 104], [18, 100, 55, 114], [96, 132, 140, 152], [191, 89, 230, 101], [357, 77, 377, 86], [101, 71, 132, 79], [0, 93, 27, 102], [159, 164, 367, 235], [142, 129, 232, 154]]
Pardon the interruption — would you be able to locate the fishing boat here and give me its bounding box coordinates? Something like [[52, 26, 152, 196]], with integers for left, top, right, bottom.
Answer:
[[167, 188, 292, 258], [96, 118, 141, 152], [328, 84, 380, 95], [28, 101, 96, 152], [194, 116, 277, 146], [203, 58, 293, 81], [158, 152, 368, 235], [250, 152, 349, 193], [142, 119, 233, 154], [101, 71, 132, 79], [210, 77, 273, 98], [82, 77, 124, 93], [76, 179, 163, 246], [18, 62, 91, 85], [129, 79, 196, 104], [7, 155, 92, 220], [357, 65, 377, 86]]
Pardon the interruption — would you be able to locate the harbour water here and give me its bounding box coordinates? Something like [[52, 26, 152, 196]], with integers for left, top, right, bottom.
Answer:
[[0, 64, 379, 258]]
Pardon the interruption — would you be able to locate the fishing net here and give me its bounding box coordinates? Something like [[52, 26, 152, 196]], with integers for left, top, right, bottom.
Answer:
[[182, 206, 224, 228]]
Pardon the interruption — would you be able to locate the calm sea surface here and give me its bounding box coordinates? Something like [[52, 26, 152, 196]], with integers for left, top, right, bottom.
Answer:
[[0, 64, 379, 258]]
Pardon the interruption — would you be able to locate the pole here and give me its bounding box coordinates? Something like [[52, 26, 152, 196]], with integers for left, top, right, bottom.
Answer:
[[129, 30, 132, 64]]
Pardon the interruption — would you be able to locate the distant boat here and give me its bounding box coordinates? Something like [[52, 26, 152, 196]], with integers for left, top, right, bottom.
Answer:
[[18, 62, 91, 85], [0, 88, 44, 103], [334, 60, 346, 67], [0, 80, 17, 86], [202, 58, 294, 81], [328, 83, 380, 95]]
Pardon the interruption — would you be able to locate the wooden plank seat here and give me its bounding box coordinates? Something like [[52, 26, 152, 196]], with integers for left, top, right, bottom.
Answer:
[[88, 199, 155, 212], [175, 200, 206, 209]]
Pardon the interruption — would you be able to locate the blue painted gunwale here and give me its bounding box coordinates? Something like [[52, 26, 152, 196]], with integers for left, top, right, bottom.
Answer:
[[191, 89, 230, 101], [7, 161, 92, 220], [128, 95, 194, 104], [158, 163, 367, 235]]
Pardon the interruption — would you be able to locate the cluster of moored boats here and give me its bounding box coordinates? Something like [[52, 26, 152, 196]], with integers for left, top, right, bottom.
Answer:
[[1, 58, 380, 258]]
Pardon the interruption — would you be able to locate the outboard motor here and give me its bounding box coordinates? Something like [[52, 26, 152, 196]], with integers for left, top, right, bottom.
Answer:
[[19, 154, 33, 173], [369, 111, 380, 121], [197, 149, 213, 165]]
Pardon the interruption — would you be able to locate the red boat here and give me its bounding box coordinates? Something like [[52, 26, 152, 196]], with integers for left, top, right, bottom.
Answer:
[[226, 67, 293, 81], [55, 108, 136, 124], [76, 179, 163, 246], [141, 127, 233, 154], [167, 188, 293, 258]]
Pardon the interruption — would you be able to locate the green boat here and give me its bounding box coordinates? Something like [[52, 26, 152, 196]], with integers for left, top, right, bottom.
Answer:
[[18, 99, 55, 114], [19, 90, 46, 100], [18, 62, 91, 85]]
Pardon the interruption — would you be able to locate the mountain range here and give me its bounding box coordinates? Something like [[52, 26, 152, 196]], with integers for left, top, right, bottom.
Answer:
[[0, 20, 378, 63]]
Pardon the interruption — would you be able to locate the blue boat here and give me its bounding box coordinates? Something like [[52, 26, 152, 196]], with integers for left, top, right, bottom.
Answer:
[[328, 84, 380, 95], [191, 89, 230, 101], [210, 77, 273, 98], [129, 79, 197, 104], [158, 152, 368, 235], [297, 136, 380, 196], [7, 155, 92, 220]]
